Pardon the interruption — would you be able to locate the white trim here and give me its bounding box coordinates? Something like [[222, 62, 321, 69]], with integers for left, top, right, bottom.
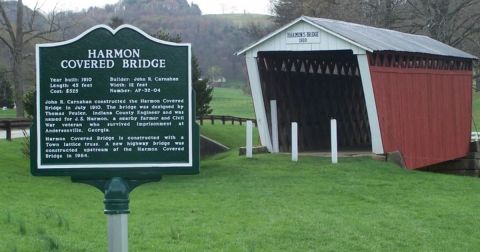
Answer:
[[270, 100, 279, 153], [236, 16, 373, 56], [301, 17, 373, 53], [187, 42, 193, 167], [38, 24, 191, 48], [36, 25, 193, 169], [236, 17, 304, 55], [245, 56, 272, 151], [40, 163, 194, 169], [357, 54, 384, 154]]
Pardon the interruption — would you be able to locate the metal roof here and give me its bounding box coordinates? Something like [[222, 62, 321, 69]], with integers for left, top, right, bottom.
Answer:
[[237, 16, 478, 59]]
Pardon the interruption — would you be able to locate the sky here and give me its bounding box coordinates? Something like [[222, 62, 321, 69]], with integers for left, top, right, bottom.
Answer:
[[22, 0, 272, 15]]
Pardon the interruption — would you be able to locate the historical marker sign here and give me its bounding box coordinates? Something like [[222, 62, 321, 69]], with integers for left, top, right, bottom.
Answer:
[[31, 25, 199, 178]]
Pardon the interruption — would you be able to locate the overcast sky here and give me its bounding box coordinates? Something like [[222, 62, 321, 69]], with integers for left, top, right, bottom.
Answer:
[[23, 0, 272, 15]]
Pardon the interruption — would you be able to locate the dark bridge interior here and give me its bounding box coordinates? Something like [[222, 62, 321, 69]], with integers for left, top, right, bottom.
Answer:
[[256, 50, 372, 152]]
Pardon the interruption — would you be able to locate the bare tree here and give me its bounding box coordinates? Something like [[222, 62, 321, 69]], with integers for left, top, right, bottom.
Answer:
[[270, 0, 369, 26], [405, 0, 480, 46], [0, 0, 60, 117], [361, 0, 408, 29]]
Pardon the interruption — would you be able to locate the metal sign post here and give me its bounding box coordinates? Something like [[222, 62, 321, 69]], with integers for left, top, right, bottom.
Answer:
[[71, 177, 161, 252], [31, 25, 199, 251]]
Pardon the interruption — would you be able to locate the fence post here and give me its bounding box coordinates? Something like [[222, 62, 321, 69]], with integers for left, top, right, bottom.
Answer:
[[210, 115, 214, 125], [246, 120, 253, 158], [292, 122, 298, 162], [6, 121, 12, 141], [270, 100, 279, 153], [331, 119, 337, 164]]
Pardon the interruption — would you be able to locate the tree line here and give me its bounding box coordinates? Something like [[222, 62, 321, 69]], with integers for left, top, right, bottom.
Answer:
[[271, 0, 480, 61], [0, 0, 262, 117], [1, 0, 480, 117]]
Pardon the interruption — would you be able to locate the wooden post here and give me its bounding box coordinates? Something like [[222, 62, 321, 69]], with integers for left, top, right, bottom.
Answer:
[[246, 120, 253, 158], [292, 122, 298, 162], [6, 121, 11, 141], [331, 119, 337, 164], [270, 100, 279, 153]]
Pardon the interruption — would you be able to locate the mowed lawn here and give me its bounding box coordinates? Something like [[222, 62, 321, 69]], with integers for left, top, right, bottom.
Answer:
[[0, 108, 15, 118], [1, 137, 480, 251], [1, 87, 480, 250], [209, 87, 255, 118], [472, 91, 480, 128]]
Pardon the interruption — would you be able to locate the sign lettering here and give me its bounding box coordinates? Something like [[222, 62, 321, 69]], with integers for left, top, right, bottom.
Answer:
[[32, 25, 199, 177]]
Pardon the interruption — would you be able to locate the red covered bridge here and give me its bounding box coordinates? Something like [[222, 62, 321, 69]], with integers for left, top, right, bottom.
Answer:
[[237, 16, 478, 169]]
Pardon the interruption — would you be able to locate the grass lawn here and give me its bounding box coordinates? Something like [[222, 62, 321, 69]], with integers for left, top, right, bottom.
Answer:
[[473, 91, 480, 130], [201, 124, 260, 148], [0, 108, 16, 118], [1, 137, 480, 251], [210, 87, 255, 118]]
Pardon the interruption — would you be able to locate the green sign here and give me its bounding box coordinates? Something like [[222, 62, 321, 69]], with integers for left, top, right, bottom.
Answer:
[[31, 25, 199, 178]]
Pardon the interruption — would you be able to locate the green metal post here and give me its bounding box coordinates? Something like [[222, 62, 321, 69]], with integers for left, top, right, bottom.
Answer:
[[72, 177, 161, 252], [105, 177, 130, 252]]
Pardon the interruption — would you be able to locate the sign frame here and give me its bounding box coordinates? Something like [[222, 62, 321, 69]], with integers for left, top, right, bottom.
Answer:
[[31, 25, 199, 179]]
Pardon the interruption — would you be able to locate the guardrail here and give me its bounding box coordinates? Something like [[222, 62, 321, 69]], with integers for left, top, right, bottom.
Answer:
[[196, 115, 257, 127], [0, 118, 32, 141]]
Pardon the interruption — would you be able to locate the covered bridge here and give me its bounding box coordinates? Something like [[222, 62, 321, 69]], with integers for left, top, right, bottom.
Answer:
[[237, 16, 478, 169]]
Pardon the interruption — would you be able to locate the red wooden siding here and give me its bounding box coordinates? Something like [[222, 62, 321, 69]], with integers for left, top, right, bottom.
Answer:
[[368, 56, 472, 169]]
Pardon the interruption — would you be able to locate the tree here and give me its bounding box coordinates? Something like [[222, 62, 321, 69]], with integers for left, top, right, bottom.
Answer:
[[270, 0, 361, 26], [152, 30, 213, 116], [207, 65, 222, 82], [405, 0, 480, 46], [360, 0, 408, 29], [109, 16, 124, 29], [0, 0, 60, 117], [0, 71, 13, 108]]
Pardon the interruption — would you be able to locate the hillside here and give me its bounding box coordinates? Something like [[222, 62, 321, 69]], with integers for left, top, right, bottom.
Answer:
[[203, 13, 273, 28], [0, 0, 275, 92]]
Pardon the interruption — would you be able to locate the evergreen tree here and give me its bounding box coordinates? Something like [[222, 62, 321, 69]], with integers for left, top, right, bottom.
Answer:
[[152, 30, 213, 116]]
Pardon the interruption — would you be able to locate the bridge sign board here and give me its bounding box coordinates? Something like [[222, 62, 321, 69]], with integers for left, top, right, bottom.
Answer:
[[31, 25, 199, 178]]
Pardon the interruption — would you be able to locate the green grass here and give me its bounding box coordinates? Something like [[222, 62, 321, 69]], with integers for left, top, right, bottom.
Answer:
[[473, 91, 480, 130], [210, 87, 255, 118], [201, 124, 260, 148], [2, 139, 480, 251], [0, 108, 15, 118]]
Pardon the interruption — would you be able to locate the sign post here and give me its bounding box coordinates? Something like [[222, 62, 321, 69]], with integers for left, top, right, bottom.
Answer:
[[31, 25, 199, 251]]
